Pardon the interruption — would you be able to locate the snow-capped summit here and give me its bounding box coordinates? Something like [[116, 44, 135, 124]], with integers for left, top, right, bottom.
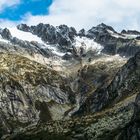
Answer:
[[0, 23, 139, 65]]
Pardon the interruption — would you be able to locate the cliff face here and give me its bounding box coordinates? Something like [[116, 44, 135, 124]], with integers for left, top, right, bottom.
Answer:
[[0, 53, 75, 136], [5, 93, 135, 140], [113, 93, 140, 140], [74, 51, 140, 116]]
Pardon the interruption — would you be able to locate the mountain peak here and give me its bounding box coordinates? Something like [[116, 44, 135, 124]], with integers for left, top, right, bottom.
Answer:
[[121, 29, 140, 35], [0, 22, 140, 139], [96, 23, 116, 32]]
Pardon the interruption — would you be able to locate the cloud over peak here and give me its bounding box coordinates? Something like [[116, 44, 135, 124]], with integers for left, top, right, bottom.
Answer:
[[0, 0, 140, 31], [22, 0, 140, 31]]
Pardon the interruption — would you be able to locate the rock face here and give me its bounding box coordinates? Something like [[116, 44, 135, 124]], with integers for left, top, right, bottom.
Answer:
[[17, 23, 140, 57], [112, 90, 140, 140], [0, 23, 140, 139], [121, 29, 140, 35], [4, 96, 134, 140], [17, 23, 77, 52], [1, 28, 12, 40], [0, 28, 53, 62], [0, 53, 74, 137], [85, 23, 140, 57], [75, 51, 140, 115], [6, 48, 140, 140]]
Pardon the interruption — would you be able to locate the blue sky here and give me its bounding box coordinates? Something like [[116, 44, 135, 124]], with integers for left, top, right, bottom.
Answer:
[[0, 0, 140, 31], [0, 0, 52, 21]]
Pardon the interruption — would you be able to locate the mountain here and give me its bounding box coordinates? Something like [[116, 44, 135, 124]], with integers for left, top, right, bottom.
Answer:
[[0, 23, 140, 139]]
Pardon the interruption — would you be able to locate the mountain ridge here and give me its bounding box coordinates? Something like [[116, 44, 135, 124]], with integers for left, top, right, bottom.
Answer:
[[0, 23, 140, 139]]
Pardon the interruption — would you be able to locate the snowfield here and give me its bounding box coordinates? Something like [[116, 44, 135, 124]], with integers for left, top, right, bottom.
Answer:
[[9, 27, 44, 43], [8, 27, 65, 57]]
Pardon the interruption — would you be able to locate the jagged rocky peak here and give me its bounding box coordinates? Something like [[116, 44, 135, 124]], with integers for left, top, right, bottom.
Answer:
[[56, 24, 77, 35], [96, 23, 116, 32], [78, 28, 86, 36], [17, 23, 77, 45], [87, 23, 116, 37], [121, 29, 140, 35], [1, 28, 12, 40], [0, 22, 139, 59], [0, 27, 55, 64], [17, 23, 31, 32]]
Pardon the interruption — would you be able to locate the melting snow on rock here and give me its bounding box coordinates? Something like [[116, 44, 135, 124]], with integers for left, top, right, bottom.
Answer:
[[75, 36, 103, 54]]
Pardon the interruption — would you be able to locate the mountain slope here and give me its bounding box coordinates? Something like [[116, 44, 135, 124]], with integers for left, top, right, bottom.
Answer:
[[6, 46, 140, 140], [0, 53, 76, 137], [0, 23, 140, 139]]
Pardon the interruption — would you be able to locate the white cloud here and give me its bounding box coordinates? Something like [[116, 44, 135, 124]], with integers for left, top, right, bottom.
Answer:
[[1, 0, 140, 31], [19, 0, 140, 31], [0, 0, 21, 28], [0, 0, 20, 12], [0, 19, 18, 28]]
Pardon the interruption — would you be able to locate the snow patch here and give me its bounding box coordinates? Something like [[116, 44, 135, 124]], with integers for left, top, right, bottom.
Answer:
[[50, 46, 65, 57], [107, 29, 139, 39], [8, 27, 65, 57], [107, 29, 125, 38], [0, 35, 9, 43], [45, 44, 65, 57], [90, 54, 127, 65], [8, 27, 44, 43], [122, 34, 139, 39], [75, 36, 103, 54]]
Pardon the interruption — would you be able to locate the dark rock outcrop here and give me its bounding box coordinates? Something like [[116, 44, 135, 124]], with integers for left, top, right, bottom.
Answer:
[[121, 29, 140, 35], [16, 23, 140, 58], [1, 28, 12, 40], [114, 92, 140, 140], [85, 23, 140, 57], [78, 28, 86, 37]]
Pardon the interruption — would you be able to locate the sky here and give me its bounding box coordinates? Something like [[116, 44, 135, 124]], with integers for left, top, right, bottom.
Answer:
[[0, 0, 140, 31]]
